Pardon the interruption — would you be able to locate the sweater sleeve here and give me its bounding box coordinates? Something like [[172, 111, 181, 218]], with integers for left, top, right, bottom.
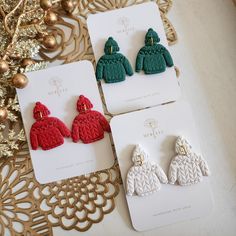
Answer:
[[55, 119, 70, 137], [97, 112, 111, 132], [135, 50, 144, 72], [126, 170, 135, 196], [168, 159, 178, 184], [198, 155, 210, 176], [162, 47, 174, 67], [30, 129, 38, 150], [96, 59, 104, 81], [154, 164, 168, 184], [123, 56, 133, 76], [71, 118, 80, 143]]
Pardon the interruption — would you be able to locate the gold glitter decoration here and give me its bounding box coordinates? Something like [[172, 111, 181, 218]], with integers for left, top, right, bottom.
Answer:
[[0, 0, 178, 235], [0, 89, 26, 157], [20, 61, 48, 73], [0, 0, 49, 88]]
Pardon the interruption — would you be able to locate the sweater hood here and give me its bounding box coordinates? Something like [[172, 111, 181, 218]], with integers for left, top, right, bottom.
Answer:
[[175, 136, 192, 156], [104, 37, 120, 55], [33, 102, 50, 120], [77, 95, 93, 113], [132, 144, 148, 166], [145, 28, 160, 46]]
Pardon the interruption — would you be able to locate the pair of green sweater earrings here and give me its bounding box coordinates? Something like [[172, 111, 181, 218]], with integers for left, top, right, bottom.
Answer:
[[96, 28, 174, 83]]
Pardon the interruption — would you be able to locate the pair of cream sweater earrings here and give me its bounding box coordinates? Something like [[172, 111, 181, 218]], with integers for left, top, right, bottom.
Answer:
[[126, 136, 210, 197]]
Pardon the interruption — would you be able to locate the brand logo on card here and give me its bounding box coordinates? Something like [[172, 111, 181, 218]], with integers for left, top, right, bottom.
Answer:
[[143, 118, 163, 139], [48, 77, 68, 97], [116, 16, 135, 35]]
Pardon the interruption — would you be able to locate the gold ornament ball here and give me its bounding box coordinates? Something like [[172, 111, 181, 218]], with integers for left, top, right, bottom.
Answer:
[[22, 58, 35, 67], [12, 73, 28, 89], [61, 0, 75, 13], [43, 35, 57, 49], [40, 0, 52, 10], [0, 107, 8, 122], [0, 60, 9, 73], [44, 11, 58, 25]]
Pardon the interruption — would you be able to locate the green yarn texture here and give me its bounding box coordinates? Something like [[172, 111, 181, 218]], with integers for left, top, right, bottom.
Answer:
[[136, 28, 174, 74], [96, 37, 133, 83]]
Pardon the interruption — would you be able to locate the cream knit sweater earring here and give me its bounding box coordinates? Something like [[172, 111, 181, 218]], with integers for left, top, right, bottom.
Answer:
[[126, 144, 168, 197], [168, 136, 210, 186]]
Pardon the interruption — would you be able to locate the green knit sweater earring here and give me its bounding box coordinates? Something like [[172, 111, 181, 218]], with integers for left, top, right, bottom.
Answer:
[[96, 37, 133, 83], [136, 28, 174, 74]]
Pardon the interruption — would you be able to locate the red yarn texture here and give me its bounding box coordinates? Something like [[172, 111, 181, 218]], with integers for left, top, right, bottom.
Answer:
[[30, 102, 70, 150], [71, 95, 111, 144]]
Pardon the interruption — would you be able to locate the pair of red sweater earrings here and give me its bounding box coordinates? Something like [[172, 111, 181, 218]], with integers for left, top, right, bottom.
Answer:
[[30, 95, 111, 151]]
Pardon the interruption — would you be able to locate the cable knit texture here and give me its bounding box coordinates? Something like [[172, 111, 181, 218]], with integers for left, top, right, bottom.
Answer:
[[30, 102, 71, 150], [168, 136, 210, 186], [71, 95, 111, 144], [136, 28, 174, 74], [96, 37, 133, 83], [126, 145, 168, 197]]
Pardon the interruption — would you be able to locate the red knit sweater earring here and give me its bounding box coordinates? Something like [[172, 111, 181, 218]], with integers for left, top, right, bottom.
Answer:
[[71, 95, 111, 144], [30, 102, 71, 150]]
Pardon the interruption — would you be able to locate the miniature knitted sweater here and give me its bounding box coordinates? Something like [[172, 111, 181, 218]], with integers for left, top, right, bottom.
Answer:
[[126, 145, 168, 197], [136, 28, 174, 74], [30, 102, 71, 150], [168, 137, 210, 186], [71, 95, 111, 144], [96, 37, 133, 83]]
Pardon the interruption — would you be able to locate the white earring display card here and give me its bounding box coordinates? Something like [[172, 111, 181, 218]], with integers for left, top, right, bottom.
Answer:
[[87, 2, 181, 114], [17, 61, 114, 184], [111, 101, 213, 231]]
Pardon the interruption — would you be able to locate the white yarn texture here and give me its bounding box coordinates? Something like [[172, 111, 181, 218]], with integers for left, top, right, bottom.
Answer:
[[126, 145, 168, 197], [168, 136, 210, 186]]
